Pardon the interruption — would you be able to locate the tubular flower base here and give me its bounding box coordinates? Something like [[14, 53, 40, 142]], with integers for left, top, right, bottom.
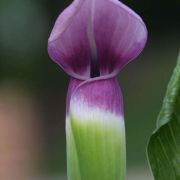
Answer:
[[66, 78, 126, 180], [48, 0, 147, 180]]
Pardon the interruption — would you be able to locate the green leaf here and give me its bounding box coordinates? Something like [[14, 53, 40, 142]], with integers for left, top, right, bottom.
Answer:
[[147, 53, 180, 180]]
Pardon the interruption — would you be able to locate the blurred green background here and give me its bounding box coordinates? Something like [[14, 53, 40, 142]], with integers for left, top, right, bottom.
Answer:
[[1, 0, 180, 178]]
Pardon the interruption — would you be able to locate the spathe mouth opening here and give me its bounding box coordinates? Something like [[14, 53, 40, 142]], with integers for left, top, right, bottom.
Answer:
[[90, 56, 100, 78]]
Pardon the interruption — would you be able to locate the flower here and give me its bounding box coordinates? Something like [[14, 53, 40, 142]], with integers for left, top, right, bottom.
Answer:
[[48, 0, 147, 179]]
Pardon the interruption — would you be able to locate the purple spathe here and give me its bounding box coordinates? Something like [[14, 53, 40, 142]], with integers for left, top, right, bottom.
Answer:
[[48, 1, 147, 179], [48, 0, 147, 80]]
